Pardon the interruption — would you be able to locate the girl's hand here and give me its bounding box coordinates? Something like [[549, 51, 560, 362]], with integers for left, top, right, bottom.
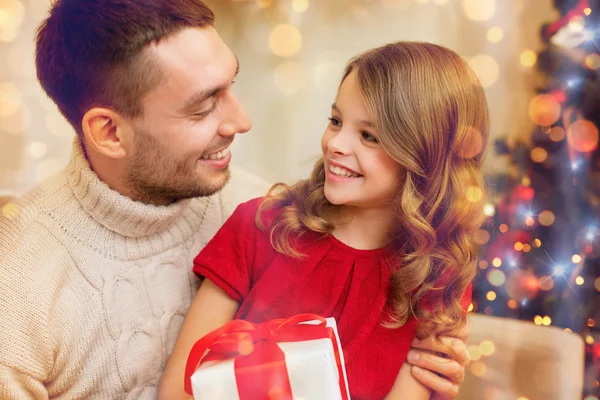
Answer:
[[406, 323, 471, 400]]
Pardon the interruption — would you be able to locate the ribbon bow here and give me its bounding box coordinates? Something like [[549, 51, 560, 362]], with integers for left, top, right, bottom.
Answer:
[[184, 314, 347, 399]]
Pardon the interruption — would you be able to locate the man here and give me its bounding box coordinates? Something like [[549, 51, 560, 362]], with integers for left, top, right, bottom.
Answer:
[[0, 1, 469, 399]]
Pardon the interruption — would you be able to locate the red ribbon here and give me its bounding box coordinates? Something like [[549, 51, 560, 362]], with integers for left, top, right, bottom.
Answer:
[[184, 314, 348, 400]]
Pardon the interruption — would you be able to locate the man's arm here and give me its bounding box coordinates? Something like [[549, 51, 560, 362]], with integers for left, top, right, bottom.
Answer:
[[0, 365, 47, 399]]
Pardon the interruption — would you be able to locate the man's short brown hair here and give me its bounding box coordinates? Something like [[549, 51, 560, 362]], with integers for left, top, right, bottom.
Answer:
[[35, 0, 215, 134]]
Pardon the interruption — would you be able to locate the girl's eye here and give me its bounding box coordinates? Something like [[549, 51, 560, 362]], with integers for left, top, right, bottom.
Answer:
[[328, 117, 342, 127], [362, 131, 378, 143]]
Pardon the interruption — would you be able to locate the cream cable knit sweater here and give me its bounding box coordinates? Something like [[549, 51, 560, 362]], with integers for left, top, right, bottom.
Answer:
[[0, 140, 270, 399]]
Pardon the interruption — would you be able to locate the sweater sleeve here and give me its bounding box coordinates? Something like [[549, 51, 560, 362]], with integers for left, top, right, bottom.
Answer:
[[193, 198, 263, 302], [0, 236, 54, 399], [0, 364, 48, 399]]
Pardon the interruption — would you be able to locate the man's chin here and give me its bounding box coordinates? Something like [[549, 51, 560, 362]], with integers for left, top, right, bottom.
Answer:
[[194, 166, 231, 197]]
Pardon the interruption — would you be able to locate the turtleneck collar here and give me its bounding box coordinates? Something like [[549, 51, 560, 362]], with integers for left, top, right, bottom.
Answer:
[[67, 139, 193, 238]]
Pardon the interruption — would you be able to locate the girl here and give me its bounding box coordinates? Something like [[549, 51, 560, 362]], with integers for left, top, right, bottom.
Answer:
[[159, 41, 489, 400]]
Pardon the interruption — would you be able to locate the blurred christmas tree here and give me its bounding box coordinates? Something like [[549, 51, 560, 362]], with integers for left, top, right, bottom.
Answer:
[[472, 0, 600, 396]]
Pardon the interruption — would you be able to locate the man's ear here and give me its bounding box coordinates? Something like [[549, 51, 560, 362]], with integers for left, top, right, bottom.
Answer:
[[81, 108, 134, 159]]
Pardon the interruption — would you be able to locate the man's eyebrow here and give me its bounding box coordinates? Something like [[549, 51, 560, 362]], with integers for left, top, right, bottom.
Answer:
[[180, 58, 240, 114], [331, 103, 373, 127]]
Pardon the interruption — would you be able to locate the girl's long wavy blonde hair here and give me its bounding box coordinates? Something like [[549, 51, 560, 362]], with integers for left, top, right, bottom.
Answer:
[[257, 42, 489, 338]]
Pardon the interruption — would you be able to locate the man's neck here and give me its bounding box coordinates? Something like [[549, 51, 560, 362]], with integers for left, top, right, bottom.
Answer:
[[82, 140, 140, 203]]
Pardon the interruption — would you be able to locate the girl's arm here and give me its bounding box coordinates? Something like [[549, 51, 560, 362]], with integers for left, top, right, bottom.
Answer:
[[384, 362, 432, 400], [158, 279, 240, 400]]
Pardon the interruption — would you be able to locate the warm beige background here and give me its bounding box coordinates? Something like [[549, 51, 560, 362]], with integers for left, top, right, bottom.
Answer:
[[0, 0, 556, 196]]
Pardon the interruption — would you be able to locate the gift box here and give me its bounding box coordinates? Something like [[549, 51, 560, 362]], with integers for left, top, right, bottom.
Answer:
[[184, 314, 350, 400]]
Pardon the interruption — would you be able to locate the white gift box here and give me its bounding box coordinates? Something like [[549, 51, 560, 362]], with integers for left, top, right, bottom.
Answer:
[[190, 317, 350, 400]]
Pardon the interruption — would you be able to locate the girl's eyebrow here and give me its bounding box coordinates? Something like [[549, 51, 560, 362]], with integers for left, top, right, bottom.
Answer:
[[331, 103, 374, 127]]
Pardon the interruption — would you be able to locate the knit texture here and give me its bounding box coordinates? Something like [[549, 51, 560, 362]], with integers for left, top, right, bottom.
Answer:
[[0, 140, 270, 399]]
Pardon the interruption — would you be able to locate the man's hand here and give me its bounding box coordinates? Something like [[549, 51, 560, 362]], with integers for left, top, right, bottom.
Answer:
[[406, 323, 471, 400]]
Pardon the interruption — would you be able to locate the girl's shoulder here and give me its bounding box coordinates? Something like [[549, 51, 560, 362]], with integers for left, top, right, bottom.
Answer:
[[229, 196, 280, 231]]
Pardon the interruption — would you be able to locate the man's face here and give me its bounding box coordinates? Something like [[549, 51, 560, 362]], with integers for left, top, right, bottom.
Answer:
[[125, 27, 251, 204]]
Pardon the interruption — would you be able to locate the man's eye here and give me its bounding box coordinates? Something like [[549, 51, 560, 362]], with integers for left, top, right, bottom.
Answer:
[[192, 104, 216, 118]]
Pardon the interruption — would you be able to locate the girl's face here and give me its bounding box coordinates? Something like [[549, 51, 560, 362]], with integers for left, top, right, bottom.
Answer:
[[321, 71, 402, 211]]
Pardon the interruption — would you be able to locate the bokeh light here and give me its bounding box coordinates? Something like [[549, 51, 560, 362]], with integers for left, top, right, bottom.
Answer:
[[538, 210, 555, 226], [530, 147, 548, 163], [462, 0, 495, 21], [470, 360, 487, 377], [525, 217, 535, 227], [28, 142, 47, 159], [468, 345, 482, 361], [492, 257, 502, 267], [486, 291, 496, 301], [576, 276, 585, 285], [0, 0, 25, 43], [506, 270, 539, 302], [273, 61, 307, 95], [468, 55, 500, 88], [548, 126, 566, 142], [487, 27, 503, 43], [528, 94, 561, 126], [1, 106, 30, 134], [292, 0, 309, 12], [483, 203, 495, 217], [479, 340, 495, 356], [487, 269, 505, 287], [474, 229, 490, 245], [585, 54, 600, 70], [466, 186, 483, 202], [269, 24, 302, 57], [566, 120, 599, 153], [586, 335, 595, 344], [256, 0, 272, 8], [0, 82, 22, 116], [499, 224, 509, 233], [520, 50, 537, 67]]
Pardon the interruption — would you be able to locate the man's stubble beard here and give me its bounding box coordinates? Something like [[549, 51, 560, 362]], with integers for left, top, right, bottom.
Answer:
[[125, 128, 230, 205]]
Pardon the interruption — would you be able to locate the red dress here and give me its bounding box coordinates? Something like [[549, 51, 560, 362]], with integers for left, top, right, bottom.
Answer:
[[193, 198, 472, 400]]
